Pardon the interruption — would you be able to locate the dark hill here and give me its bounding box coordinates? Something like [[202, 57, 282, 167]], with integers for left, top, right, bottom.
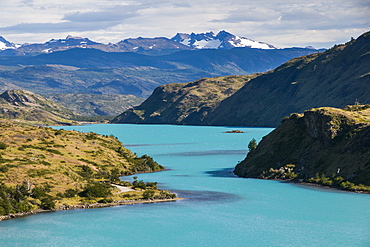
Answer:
[[234, 106, 370, 188]]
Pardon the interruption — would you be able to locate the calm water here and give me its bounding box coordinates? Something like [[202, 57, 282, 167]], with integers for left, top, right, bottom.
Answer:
[[1, 124, 369, 247]]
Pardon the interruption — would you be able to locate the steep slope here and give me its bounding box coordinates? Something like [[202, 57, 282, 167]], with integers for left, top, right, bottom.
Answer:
[[0, 90, 77, 125], [234, 106, 370, 189], [205, 31, 370, 127], [111, 75, 259, 124]]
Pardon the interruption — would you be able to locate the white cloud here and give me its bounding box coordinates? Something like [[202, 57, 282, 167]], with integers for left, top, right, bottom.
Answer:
[[0, 0, 368, 48]]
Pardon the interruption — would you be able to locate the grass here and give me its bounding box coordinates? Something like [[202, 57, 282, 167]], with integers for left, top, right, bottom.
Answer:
[[0, 119, 171, 215]]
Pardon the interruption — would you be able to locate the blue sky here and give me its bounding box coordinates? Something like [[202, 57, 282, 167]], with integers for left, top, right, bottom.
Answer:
[[1, 0, 369, 48]]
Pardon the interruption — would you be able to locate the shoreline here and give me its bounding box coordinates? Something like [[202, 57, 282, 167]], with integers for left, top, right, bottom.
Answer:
[[273, 179, 370, 194], [0, 197, 183, 221]]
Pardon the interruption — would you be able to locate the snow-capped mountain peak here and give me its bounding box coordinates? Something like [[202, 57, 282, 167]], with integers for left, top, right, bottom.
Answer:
[[46, 36, 101, 46], [0, 36, 19, 50], [171, 31, 276, 50]]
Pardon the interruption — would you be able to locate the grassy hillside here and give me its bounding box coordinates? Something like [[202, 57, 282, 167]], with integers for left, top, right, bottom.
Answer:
[[234, 105, 370, 192], [111, 74, 259, 124], [0, 119, 173, 216], [0, 90, 78, 125], [205, 31, 370, 127]]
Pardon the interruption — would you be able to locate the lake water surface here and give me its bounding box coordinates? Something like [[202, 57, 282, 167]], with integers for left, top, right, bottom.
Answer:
[[1, 124, 369, 246]]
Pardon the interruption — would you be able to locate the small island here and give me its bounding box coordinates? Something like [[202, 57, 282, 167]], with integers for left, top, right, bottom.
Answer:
[[224, 130, 244, 133]]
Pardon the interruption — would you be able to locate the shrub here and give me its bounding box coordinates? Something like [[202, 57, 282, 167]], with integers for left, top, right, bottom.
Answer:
[[40, 196, 55, 210], [64, 189, 78, 198], [142, 190, 155, 199], [0, 165, 9, 173], [98, 198, 113, 203], [79, 183, 112, 198], [132, 180, 146, 190], [0, 142, 7, 150], [340, 181, 355, 190], [248, 139, 257, 152]]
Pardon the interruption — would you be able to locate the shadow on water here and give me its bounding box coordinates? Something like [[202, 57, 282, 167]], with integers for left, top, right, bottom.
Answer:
[[204, 168, 238, 178], [173, 190, 242, 204], [123, 143, 194, 147], [158, 150, 246, 157]]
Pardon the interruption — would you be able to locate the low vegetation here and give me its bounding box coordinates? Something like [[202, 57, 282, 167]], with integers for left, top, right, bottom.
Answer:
[[260, 164, 370, 192], [0, 119, 175, 217]]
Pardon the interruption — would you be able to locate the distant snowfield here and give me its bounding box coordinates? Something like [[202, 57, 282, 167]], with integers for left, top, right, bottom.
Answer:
[[234, 36, 274, 49], [177, 31, 275, 50], [0, 41, 16, 50]]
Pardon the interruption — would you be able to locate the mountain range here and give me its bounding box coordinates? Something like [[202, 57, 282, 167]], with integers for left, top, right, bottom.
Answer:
[[0, 31, 290, 56], [112, 31, 370, 127], [0, 46, 321, 98]]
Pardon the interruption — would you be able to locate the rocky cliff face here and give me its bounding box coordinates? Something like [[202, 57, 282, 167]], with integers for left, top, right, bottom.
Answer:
[[234, 106, 370, 185]]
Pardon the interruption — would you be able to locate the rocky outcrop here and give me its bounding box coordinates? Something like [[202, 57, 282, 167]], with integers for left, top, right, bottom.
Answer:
[[234, 106, 370, 186]]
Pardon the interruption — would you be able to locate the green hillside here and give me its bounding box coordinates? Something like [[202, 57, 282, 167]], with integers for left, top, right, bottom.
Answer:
[[234, 105, 370, 192], [0, 119, 174, 217], [111, 74, 259, 124]]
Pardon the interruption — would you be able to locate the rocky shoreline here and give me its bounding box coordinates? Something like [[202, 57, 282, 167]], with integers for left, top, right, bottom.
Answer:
[[0, 198, 182, 221]]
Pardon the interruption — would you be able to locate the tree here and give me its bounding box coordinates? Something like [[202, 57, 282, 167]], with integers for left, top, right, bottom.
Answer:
[[248, 138, 257, 152], [78, 183, 112, 198], [142, 190, 155, 199], [0, 142, 7, 150]]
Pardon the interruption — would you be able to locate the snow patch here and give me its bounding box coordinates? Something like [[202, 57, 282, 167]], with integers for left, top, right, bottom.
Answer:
[[203, 39, 222, 49]]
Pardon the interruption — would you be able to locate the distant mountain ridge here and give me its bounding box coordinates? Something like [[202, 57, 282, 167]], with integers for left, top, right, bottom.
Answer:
[[0, 46, 321, 98], [171, 31, 276, 49], [0, 31, 277, 55], [0, 36, 18, 50], [112, 31, 370, 126]]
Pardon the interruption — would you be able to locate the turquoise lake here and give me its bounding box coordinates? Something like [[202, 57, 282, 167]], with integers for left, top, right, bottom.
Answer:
[[0, 124, 369, 246]]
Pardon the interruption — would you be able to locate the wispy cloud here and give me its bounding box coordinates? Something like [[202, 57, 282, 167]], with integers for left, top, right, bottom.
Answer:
[[0, 0, 369, 48]]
